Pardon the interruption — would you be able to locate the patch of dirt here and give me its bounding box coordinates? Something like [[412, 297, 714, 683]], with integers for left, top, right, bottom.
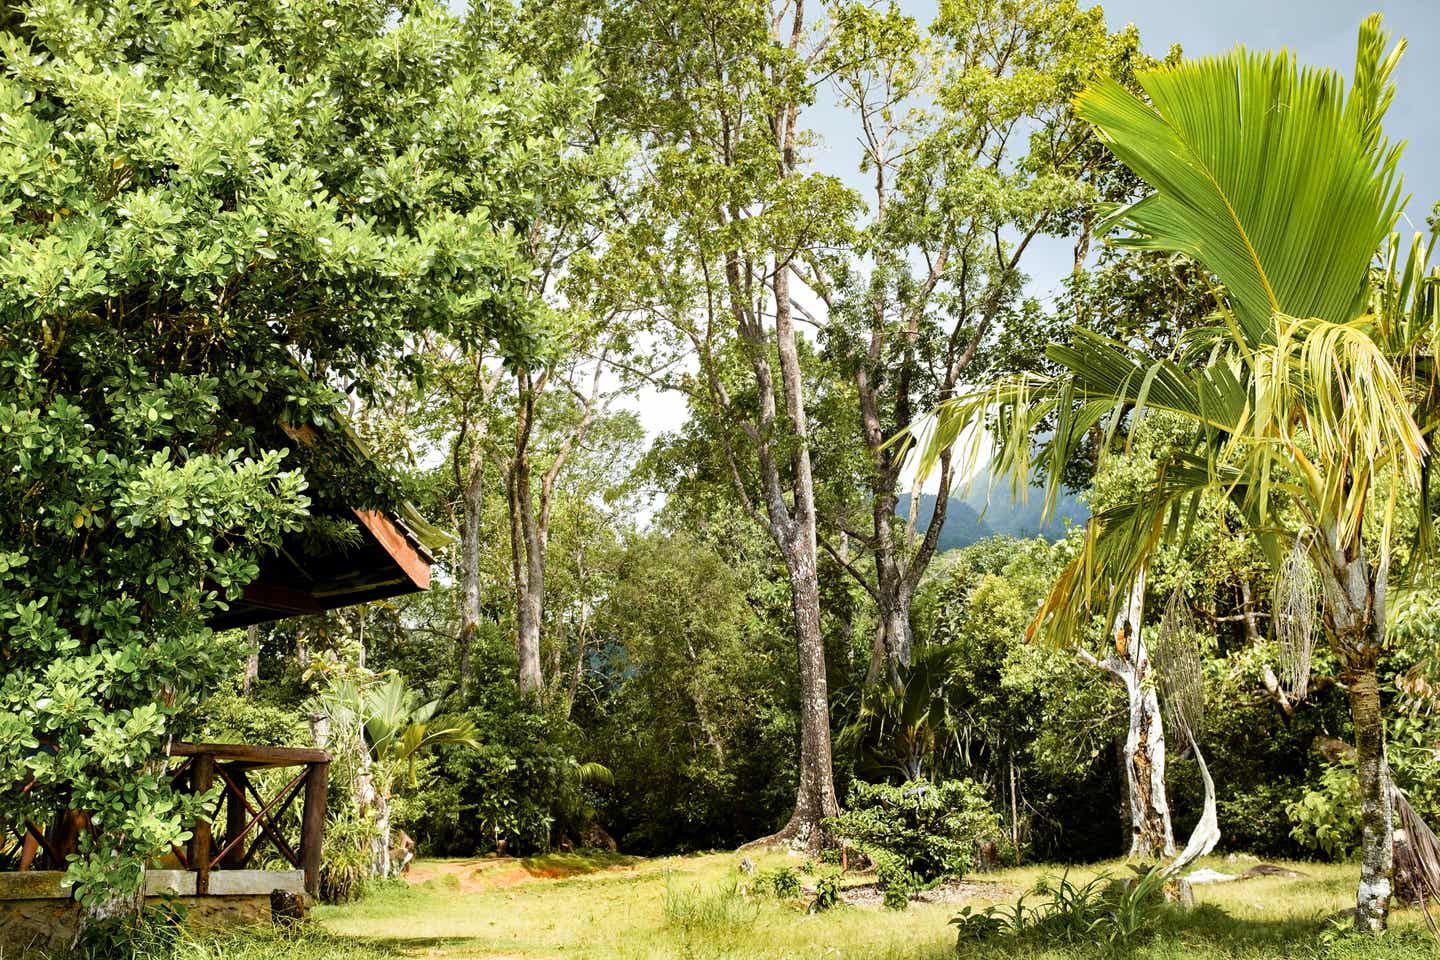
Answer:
[[838, 878, 1014, 908], [1240, 863, 1306, 880], [522, 862, 603, 880], [403, 856, 636, 893]]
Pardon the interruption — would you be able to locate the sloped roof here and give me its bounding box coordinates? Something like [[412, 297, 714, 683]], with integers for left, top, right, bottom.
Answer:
[[207, 421, 452, 630]]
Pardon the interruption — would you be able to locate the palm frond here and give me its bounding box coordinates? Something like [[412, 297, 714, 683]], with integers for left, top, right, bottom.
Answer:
[[1075, 24, 1405, 345]]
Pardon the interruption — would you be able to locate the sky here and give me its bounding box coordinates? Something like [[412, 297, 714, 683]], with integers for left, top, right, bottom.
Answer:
[[619, 0, 1440, 457]]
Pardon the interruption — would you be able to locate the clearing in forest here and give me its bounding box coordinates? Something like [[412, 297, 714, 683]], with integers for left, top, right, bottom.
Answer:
[[301, 851, 1437, 959]]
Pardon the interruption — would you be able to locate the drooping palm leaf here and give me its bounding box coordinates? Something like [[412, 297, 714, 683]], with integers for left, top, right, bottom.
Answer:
[[902, 16, 1429, 656]]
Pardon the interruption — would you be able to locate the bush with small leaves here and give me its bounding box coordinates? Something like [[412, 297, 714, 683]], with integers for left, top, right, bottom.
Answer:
[[826, 779, 1001, 887], [759, 866, 803, 899], [877, 859, 919, 910]]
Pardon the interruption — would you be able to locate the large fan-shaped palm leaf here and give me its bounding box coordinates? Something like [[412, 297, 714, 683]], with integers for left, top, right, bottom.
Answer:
[[1076, 17, 1404, 347]]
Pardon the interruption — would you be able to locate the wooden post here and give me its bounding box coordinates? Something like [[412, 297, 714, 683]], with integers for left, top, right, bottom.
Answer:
[[299, 761, 328, 896], [191, 751, 215, 895], [222, 766, 250, 868]]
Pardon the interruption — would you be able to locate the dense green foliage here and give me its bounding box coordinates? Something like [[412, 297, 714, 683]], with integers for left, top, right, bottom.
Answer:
[[5, 0, 1440, 952], [0, 0, 620, 902], [829, 778, 999, 907]]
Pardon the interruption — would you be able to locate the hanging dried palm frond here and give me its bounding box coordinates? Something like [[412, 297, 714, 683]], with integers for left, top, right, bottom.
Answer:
[[1274, 533, 1318, 700], [1154, 587, 1205, 743], [1392, 784, 1440, 920]]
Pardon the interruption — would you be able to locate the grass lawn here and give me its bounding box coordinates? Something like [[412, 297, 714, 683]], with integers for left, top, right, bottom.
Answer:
[[176, 852, 1438, 960]]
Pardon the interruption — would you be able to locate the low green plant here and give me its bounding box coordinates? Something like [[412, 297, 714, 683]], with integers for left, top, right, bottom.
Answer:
[[949, 903, 1010, 941], [810, 872, 841, 912], [876, 858, 920, 910], [758, 865, 802, 899], [949, 866, 1169, 954]]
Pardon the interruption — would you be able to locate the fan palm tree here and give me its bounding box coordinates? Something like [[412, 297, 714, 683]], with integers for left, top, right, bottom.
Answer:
[[839, 645, 968, 783], [908, 16, 1436, 932]]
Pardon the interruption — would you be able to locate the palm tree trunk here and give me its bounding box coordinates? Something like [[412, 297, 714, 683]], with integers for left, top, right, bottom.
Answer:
[[1349, 660, 1393, 932], [1320, 529, 1393, 932]]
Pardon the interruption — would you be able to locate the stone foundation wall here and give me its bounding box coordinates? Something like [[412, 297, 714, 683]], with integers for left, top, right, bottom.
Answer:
[[0, 894, 81, 954], [0, 869, 306, 954]]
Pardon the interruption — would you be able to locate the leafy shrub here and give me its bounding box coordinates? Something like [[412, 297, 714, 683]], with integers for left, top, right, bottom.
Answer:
[[811, 873, 841, 912], [758, 866, 802, 899], [876, 859, 920, 910], [408, 673, 596, 856], [1287, 760, 1362, 858], [826, 778, 1000, 884]]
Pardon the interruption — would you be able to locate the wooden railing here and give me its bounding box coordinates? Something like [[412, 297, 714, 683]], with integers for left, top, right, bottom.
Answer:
[[166, 743, 329, 896], [3, 742, 328, 897]]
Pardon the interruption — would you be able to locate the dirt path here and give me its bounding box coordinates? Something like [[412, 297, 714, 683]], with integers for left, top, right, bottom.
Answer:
[[403, 854, 640, 894]]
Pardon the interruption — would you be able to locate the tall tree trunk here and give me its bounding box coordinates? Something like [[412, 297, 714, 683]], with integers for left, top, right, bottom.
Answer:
[[500, 360, 602, 703], [457, 459, 484, 698], [508, 454, 544, 699], [776, 544, 840, 846], [503, 378, 546, 701], [372, 787, 393, 880], [1319, 528, 1393, 933]]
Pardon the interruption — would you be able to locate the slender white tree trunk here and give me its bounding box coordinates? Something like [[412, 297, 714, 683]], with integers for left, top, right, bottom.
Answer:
[[1083, 567, 1175, 861]]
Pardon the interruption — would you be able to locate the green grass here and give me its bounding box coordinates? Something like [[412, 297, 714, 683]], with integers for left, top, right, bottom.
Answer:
[[127, 853, 1440, 959]]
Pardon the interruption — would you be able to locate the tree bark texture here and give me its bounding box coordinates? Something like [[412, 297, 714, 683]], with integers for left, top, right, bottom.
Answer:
[[1084, 567, 1175, 861], [458, 464, 483, 696], [701, 0, 837, 850], [1318, 527, 1393, 933], [499, 361, 604, 702]]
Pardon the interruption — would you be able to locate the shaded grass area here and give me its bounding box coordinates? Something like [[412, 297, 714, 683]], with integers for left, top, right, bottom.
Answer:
[[149, 853, 1440, 959]]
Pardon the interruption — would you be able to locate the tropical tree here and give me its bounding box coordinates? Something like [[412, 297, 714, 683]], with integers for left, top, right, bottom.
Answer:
[[840, 645, 966, 783], [0, 0, 543, 911], [587, 0, 858, 849], [911, 17, 1429, 931], [810, 0, 1137, 691], [320, 675, 479, 878]]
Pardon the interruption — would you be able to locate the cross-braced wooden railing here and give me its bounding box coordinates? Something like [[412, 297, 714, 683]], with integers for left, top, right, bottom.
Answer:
[[2, 742, 328, 897], [165, 743, 329, 895]]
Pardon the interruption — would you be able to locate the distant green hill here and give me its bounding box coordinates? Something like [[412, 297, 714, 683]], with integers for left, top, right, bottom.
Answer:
[[902, 483, 1088, 552]]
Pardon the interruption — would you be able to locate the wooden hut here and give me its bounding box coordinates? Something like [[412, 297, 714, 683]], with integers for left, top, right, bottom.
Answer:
[[0, 425, 445, 949]]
